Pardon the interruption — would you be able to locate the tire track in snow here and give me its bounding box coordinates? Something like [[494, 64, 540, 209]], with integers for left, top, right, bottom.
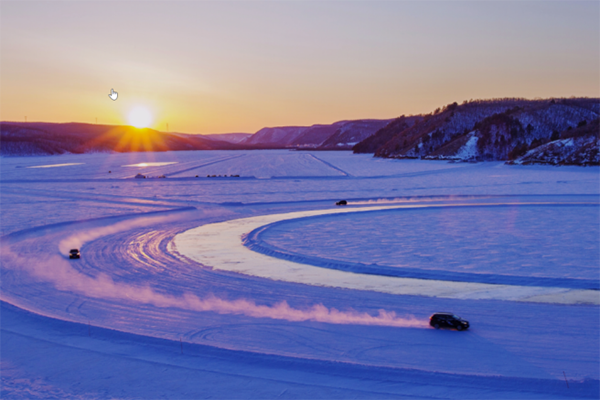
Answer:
[[304, 154, 352, 177], [1, 207, 427, 330], [2, 201, 598, 384], [163, 153, 247, 177], [0, 186, 187, 208], [120, 154, 247, 179]]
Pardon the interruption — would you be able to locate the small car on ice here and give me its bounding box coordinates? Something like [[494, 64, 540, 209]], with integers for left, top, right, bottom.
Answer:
[[69, 249, 80, 259], [336, 200, 347, 206], [430, 313, 469, 330]]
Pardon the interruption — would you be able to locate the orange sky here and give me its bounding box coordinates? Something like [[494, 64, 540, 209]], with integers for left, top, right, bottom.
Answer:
[[1, 2, 599, 134]]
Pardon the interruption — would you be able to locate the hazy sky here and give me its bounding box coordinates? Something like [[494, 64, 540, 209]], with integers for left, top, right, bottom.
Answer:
[[2, 1, 598, 134]]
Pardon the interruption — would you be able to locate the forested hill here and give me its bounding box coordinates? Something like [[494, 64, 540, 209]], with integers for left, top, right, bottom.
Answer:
[[516, 118, 600, 165], [4, 98, 599, 165], [1, 119, 392, 155], [354, 98, 599, 166], [0, 122, 245, 155]]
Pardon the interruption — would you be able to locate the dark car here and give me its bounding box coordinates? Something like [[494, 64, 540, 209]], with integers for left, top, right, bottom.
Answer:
[[69, 249, 80, 259], [430, 313, 469, 330], [336, 200, 347, 206]]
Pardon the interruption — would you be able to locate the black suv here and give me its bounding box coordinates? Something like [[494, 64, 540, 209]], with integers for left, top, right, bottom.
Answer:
[[430, 313, 469, 330], [69, 249, 80, 259], [336, 200, 347, 206]]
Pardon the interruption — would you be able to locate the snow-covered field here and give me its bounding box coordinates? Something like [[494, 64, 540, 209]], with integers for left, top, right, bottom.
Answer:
[[1, 150, 599, 399]]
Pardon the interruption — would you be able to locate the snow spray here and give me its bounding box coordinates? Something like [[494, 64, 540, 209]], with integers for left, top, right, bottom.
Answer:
[[1, 245, 426, 329], [2, 207, 426, 329]]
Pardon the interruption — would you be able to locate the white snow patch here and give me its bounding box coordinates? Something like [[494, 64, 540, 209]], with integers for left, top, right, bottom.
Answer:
[[562, 138, 575, 147], [454, 133, 479, 159]]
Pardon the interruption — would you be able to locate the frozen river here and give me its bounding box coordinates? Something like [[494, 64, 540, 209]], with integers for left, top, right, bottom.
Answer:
[[1, 150, 598, 399]]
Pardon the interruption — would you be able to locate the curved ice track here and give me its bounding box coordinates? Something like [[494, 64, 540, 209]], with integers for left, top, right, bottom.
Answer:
[[175, 201, 600, 305], [1, 196, 599, 394]]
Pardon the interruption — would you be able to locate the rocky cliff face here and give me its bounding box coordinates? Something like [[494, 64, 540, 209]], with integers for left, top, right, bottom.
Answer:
[[357, 98, 599, 165]]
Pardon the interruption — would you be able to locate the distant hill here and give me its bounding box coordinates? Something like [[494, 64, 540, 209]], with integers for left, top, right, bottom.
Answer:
[[352, 98, 599, 166], [5, 98, 598, 165], [1, 119, 395, 156], [352, 116, 421, 153], [243, 126, 311, 146], [242, 119, 393, 149], [289, 123, 344, 147], [200, 133, 252, 143], [317, 119, 394, 150], [0, 122, 245, 156]]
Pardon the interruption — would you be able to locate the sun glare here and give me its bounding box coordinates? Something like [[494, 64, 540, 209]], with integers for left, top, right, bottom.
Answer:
[[128, 106, 153, 128]]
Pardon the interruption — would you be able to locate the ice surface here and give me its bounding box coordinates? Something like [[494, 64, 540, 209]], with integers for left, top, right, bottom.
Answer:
[[175, 204, 599, 303], [1, 150, 599, 398], [167, 152, 347, 178], [257, 205, 600, 280]]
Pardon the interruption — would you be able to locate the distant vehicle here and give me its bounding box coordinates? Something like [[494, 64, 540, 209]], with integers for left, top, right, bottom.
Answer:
[[429, 313, 469, 330], [69, 249, 80, 259], [336, 200, 347, 206], [134, 173, 146, 179]]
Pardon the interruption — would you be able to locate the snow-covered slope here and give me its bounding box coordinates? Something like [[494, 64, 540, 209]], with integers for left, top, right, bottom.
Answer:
[[515, 119, 600, 166], [516, 136, 599, 166]]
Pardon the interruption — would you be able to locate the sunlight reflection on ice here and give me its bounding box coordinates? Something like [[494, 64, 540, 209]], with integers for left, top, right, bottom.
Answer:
[[122, 162, 178, 167], [26, 163, 85, 168]]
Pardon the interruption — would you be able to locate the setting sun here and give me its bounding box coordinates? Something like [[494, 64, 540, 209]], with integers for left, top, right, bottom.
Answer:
[[128, 106, 153, 128]]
